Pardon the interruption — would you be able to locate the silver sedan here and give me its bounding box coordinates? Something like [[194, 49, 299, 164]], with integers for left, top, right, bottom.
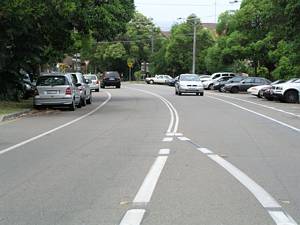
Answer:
[[175, 74, 204, 96]]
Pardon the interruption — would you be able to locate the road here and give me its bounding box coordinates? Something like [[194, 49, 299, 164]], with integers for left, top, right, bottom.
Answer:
[[0, 83, 299, 225]]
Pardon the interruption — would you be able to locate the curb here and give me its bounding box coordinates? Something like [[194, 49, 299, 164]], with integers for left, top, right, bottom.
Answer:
[[0, 109, 32, 122]]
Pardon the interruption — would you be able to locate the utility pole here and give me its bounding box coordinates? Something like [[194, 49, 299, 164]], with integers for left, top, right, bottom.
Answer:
[[192, 20, 196, 74], [151, 30, 154, 54]]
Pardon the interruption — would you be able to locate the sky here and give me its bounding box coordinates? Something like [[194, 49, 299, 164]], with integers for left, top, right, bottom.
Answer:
[[135, 0, 241, 31]]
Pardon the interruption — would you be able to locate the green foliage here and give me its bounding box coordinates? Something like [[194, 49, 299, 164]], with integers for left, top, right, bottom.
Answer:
[[134, 70, 143, 81]]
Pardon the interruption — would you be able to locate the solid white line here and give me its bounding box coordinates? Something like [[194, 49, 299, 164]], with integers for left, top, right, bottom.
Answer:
[[178, 137, 190, 141], [208, 92, 300, 118], [207, 96, 300, 133], [162, 137, 173, 142], [0, 92, 112, 156], [197, 148, 213, 154], [128, 87, 179, 134], [268, 210, 297, 225], [133, 156, 168, 203], [159, 149, 170, 155], [119, 209, 146, 225], [207, 154, 281, 208]]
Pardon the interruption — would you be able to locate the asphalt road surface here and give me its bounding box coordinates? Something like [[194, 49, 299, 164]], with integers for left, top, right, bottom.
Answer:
[[0, 83, 299, 225]]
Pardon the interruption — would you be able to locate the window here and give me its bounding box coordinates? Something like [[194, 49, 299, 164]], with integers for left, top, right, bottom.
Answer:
[[37, 76, 68, 86]]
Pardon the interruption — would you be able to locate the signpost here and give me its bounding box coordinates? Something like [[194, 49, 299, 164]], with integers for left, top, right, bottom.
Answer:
[[127, 61, 133, 81]]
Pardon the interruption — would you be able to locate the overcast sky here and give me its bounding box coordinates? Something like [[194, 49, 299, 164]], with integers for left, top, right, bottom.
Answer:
[[135, 0, 241, 30]]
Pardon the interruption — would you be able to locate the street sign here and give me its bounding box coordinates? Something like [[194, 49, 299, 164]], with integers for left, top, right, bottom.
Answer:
[[128, 62, 133, 68]]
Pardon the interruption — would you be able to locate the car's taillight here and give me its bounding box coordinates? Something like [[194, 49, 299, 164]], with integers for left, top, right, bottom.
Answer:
[[65, 87, 72, 95], [34, 89, 39, 96]]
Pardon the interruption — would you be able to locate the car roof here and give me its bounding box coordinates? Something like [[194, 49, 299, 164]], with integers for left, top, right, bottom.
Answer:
[[39, 73, 66, 77]]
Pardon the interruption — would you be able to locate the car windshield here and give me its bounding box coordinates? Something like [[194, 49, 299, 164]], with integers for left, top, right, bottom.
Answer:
[[37, 76, 68, 86], [180, 75, 200, 81]]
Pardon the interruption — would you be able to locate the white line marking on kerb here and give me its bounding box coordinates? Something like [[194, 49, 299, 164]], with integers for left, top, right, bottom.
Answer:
[[119, 209, 145, 225], [178, 137, 190, 141], [208, 92, 300, 118], [208, 96, 300, 133], [208, 154, 281, 208], [133, 156, 168, 203], [197, 148, 213, 154], [0, 92, 112, 156], [268, 210, 297, 225], [159, 149, 170, 155], [162, 137, 173, 142]]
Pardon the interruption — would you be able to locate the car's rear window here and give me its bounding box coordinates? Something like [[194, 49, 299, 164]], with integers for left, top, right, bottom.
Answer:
[[85, 75, 97, 80], [105, 72, 120, 78], [37, 76, 68, 86]]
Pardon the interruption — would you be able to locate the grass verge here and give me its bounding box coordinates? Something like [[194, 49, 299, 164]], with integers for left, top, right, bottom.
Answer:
[[0, 99, 33, 115]]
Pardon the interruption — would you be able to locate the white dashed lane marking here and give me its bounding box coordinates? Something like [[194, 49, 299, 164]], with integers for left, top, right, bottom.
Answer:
[[162, 137, 173, 142]]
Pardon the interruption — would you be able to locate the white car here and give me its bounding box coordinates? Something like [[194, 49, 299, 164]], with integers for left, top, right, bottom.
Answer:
[[198, 74, 211, 82], [247, 80, 285, 98], [272, 78, 300, 103], [202, 72, 236, 90], [175, 74, 204, 96], [145, 75, 172, 84], [84, 74, 100, 92]]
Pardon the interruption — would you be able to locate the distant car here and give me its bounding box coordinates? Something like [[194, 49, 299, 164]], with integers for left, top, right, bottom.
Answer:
[[198, 74, 211, 82], [247, 80, 285, 98], [100, 71, 121, 88], [145, 75, 172, 84], [272, 78, 300, 103], [166, 76, 179, 86], [202, 72, 236, 90], [224, 77, 271, 93], [175, 74, 204, 96], [84, 74, 100, 92], [34, 73, 81, 111], [214, 76, 245, 92], [264, 78, 298, 101], [67, 72, 92, 106]]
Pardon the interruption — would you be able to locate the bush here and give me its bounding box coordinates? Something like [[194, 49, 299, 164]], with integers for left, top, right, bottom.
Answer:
[[134, 70, 143, 81]]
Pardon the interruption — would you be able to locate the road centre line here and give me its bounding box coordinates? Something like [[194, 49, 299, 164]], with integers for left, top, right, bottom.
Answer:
[[208, 92, 300, 118], [159, 149, 170, 155], [128, 87, 179, 133], [178, 136, 191, 141], [207, 96, 300, 133], [162, 137, 173, 142], [119, 209, 145, 225], [197, 147, 213, 154], [133, 156, 168, 203], [0, 92, 112, 156]]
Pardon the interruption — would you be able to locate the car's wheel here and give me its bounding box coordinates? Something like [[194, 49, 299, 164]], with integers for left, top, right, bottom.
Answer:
[[284, 90, 299, 103], [116, 85, 121, 88], [95, 88, 99, 92], [86, 95, 92, 104], [200, 92, 204, 96], [208, 84, 214, 90], [257, 90, 263, 98], [101, 85, 105, 89], [34, 105, 42, 110], [219, 86, 225, 92], [149, 80, 154, 84], [69, 100, 76, 111], [230, 86, 239, 93], [178, 91, 182, 95], [175, 89, 178, 95], [81, 97, 86, 106]]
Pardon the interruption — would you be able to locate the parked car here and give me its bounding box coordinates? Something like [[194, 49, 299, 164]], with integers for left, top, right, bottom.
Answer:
[[145, 75, 172, 84], [67, 72, 92, 106], [100, 71, 121, 88], [224, 77, 271, 93], [19, 73, 35, 99], [214, 76, 245, 92], [272, 78, 300, 103], [247, 80, 285, 98], [175, 74, 204, 96], [198, 74, 211, 82], [263, 78, 298, 101], [166, 76, 179, 86], [211, 76, 235, 91], [84, 74, 100, 92], [33, 73, 81, 111], [202, 72, 236, 90]]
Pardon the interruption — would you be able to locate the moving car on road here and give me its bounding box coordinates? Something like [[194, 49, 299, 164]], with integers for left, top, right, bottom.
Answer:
[[175, 74, 204, 96], [145, 75, 172, 84], [33, 73, 81, 111], [84, 74, 100, 92], [100, 71, 121, 88], [224, 77, 271, 93]]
